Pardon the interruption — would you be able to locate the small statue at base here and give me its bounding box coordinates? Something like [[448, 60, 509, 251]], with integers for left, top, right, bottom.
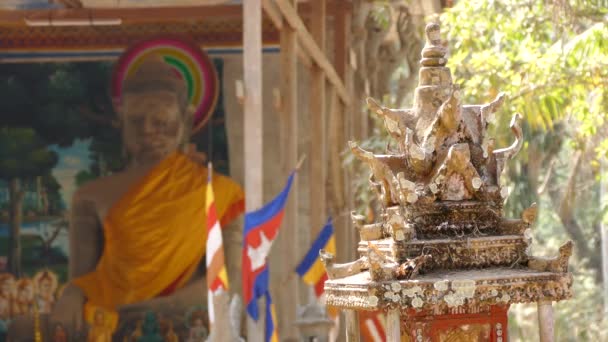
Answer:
[[164, 320, 179, 342], [87, 309, 113, 342], [137, 312, 163, 342], [52, 323, 67, 342]]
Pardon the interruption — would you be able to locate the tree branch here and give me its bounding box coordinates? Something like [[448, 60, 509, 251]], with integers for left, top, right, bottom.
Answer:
[[537, 157, 556, 195]]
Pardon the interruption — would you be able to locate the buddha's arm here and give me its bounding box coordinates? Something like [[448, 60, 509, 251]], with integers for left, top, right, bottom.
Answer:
[[51, 192, 102, 331], [69, 194, 103, 278]]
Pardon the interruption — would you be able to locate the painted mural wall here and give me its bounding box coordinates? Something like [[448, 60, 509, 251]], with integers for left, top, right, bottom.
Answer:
[[0, 59, 230, 340]]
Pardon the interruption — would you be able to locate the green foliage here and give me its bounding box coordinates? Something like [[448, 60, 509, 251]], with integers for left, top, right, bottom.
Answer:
[[0, 127, 58, 180], [440, 1, 608, 340], [442, 0, 608, 144]]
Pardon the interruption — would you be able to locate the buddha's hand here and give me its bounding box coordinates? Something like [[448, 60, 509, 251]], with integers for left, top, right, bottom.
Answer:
[[185, 143, 207, 165], [49, 284, 86, 335]]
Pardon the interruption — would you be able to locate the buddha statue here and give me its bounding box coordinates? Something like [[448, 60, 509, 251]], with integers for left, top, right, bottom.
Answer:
[[34, 270, 58, 314], [0, 273, 15, 320], [8, 53, 244, 341], [13, 279, 34, 316], [87, 309, 113, 342]]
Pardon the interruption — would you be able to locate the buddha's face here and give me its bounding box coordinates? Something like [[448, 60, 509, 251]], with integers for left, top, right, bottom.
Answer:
[[121, 89, 185, 165]]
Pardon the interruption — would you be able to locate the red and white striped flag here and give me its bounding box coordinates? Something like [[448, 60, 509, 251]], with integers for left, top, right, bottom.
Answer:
[[206, 165, 230, 324], [360, 311, 386, 342]]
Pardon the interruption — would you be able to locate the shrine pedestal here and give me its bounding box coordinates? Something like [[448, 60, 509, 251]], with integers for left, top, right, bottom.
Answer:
[[402, 305, 508, 342]]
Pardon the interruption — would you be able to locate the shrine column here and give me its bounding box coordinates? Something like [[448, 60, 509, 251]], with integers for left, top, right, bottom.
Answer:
[[386, 309, 401, 340], [537, 300, 555, 342], [243, 0, 264, 340], [344, 310, 360, 342]]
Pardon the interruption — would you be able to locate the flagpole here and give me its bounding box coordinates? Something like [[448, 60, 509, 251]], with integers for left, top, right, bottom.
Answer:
[[295, 154, 307, 171]]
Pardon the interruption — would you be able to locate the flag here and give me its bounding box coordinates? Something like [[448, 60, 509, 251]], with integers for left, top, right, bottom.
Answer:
[[242, 172, 295, 320], [360, 311, 386, 342], [205, 168, 229, 324], [265, 291, 279, 342], [295, 218, 336, 298]]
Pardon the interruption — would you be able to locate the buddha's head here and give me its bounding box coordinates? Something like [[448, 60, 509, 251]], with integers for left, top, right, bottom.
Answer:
[[117, 54, 194, 165]]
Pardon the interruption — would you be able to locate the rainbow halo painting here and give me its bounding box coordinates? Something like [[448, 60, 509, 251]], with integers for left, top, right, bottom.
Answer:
[[111, 37, 219, 133]]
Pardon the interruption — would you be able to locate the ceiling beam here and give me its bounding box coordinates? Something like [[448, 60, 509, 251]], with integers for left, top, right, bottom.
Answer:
[[0, 1, 352, 26], [272, 0, 350, 105]]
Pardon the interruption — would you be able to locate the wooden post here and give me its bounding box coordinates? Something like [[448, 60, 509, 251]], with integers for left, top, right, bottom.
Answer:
[[386, 309, 401, 341], [277, 0, 300, 339], [537, 300, 555, 342], [344, 310, 360, 342], [309, 0, 327, 239], [336, 3, 357, 264], [334, 1, 348, 82], [243, 0, 264, 341]]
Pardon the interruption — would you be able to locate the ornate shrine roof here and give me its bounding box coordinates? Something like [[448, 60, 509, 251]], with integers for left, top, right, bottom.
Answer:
[[322, 23, 573, 314]]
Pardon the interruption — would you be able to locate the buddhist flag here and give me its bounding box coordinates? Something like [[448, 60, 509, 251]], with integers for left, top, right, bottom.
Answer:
[[265, 291, 279, 342], [360, 311, 386, 342], [243, 172, 295, 320], [295, 218, 336, 297], [206, 166, 229, 324]]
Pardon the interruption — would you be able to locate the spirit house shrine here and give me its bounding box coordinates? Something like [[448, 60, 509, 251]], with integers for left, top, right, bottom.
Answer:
[[321, 23, 573, 342]]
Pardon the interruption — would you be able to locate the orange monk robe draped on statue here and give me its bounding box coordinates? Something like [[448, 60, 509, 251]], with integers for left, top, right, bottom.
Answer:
[[73, 152, 244, 316]]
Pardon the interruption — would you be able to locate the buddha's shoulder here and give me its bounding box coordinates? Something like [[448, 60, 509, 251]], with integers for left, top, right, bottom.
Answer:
[[72, 172, 132, 202]]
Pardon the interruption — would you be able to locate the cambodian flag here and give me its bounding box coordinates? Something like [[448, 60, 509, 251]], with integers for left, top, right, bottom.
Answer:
[[242, 172, 295, 320]]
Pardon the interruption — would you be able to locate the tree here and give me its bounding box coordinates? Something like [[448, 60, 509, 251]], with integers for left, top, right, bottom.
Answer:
[[0, 128, 58, 276], [0, 61, 120, 274]]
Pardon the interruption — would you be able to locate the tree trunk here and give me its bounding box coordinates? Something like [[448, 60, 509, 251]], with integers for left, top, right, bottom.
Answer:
[[548, 150, 602, 282], [8, 178, 24, 277], [36, 176, 42, 212]]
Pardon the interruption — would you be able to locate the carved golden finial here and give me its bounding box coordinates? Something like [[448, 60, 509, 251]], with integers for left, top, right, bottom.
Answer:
[[421, 23, 447, 67]]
